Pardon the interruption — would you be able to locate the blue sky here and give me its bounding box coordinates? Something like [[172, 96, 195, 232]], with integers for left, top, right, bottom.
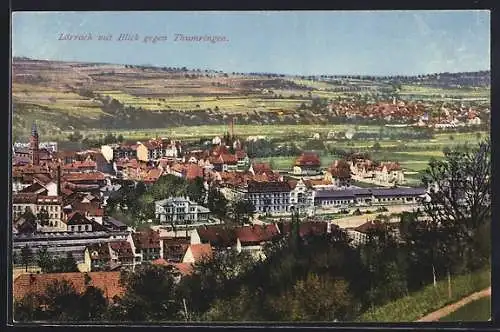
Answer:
[[12, 10, 490, 76]]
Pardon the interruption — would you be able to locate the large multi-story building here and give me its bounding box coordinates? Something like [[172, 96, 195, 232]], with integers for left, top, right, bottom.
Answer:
[[242, 181, 292, 214], [155, 197, 211, 226], [12, 193, 65, 229]]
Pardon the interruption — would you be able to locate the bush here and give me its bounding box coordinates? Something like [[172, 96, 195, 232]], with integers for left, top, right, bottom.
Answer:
[[352, 209, 362, 216], [356, 269, 491, 322]]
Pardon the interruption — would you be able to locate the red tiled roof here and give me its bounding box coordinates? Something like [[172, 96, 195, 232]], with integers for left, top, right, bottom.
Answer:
[[13, 272, 124, 302], [132, 229, 161, 249], [252, 162, 273, 175], [63, 172, 106, 182], [19, 182, 47, 194], [33, 174, 53, 185], [109, 241, 134, 259], [378, 162, 402, 172], [220, 154, 238, 164], [63, 160, 97, 170], [13, 193, 39, 204], [186, 243, 213, 262], [197, 226, 237, 247], [235, 149, 248, 159], [354, 220, 386, 234], [294, 152, 321, 167], [186, 164, 204, 180], [235, 224, 280, 244], [66, 211, 92, 225], [151, 260, 194, 277]]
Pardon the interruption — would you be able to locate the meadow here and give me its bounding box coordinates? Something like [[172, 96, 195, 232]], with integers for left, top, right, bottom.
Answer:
[[357, 268, 491, 322], [439, 296, 491, 322]]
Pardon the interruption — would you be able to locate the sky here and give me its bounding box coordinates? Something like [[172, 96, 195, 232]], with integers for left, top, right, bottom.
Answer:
[[11, 10, 490, 76]]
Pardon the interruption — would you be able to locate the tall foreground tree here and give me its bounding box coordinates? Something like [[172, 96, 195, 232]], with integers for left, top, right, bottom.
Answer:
[[421, 140, 491, 272]]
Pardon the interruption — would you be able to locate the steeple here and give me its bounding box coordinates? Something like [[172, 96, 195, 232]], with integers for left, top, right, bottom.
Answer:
[[29, 121, 40, 166], [31, 121, 39, 138]]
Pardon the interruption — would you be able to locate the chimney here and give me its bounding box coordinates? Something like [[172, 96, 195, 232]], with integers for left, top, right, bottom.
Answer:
[[57, 165, 61, 196]]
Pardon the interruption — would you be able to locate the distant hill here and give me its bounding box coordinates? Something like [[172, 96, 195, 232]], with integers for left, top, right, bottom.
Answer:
[[11, 58, 490, 141]]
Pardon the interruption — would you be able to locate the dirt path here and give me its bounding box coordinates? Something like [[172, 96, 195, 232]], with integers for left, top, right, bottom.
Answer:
[[416, 286, 491, 322]]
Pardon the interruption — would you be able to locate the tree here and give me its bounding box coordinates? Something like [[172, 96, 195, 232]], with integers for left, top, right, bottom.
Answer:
[[78, 286, 108, 321], [51, 252, 78, 273], [187, 177, 206, 205], [14, 294, 46, 322], [229, 199, 255, 224], [422, 140, 491, 273], [372, 142, 381, 151], [41, 279, 82, 321], [37, 209, 50, 227], [178, 250, 254, 316], [114, 264, 182, 322], [207, 187, 228, 220], [269, 273, 352, 321], [36, 247, 54, 273], [20, 245, 33, 272]]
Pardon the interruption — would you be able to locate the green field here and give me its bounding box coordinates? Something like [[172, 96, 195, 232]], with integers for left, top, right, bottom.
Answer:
[[399, 84, 490, 99], [439, 296, 491, 322], [66, 124, 387, 140], [98, 90, 310, 113]]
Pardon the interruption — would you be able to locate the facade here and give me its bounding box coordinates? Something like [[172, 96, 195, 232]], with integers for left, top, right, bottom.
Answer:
[[12, 194, 65, 229], [289, 179, 315, 215], [314, 187, 426, 209], [131, 229, 162, 262], [244, 181, 292, 214], [154, 197, 211, 226]]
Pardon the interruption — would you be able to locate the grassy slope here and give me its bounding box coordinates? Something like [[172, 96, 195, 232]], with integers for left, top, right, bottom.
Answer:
[[356, 269, 491, 322], [439, 296, 491, 321]]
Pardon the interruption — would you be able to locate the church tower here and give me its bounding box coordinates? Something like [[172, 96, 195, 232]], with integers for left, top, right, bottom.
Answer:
[[29, 122, 40, 166]]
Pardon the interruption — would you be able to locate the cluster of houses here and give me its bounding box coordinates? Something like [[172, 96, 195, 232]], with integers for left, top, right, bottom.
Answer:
[[11, 123, 428, 293], [326, 98, 487, 128], [12, 216, 404, 306]]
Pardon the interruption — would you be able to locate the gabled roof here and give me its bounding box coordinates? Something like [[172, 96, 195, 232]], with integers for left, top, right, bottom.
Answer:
[[353, 220, 386, 234], [235, 224, 280, 244], [109, 241, 134, 259], [66, 211, 93, 225], [19, 182, 47, 194], [186, 243, 213, 262], [13, 272, 124, 302], [294, 152, 321, 167], [132, 229, 161, 249], [151, 260, 194, 277], [197, 226, 237, 247]]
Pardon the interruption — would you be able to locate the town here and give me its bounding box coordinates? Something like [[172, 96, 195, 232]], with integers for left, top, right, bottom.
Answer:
[[11, 10, 491, 324], [12, 121, 427, 273]]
